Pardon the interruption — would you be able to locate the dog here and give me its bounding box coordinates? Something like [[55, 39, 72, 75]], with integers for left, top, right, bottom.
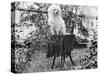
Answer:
[[47, 4, 69, 69], [48, 4, 66, 35]]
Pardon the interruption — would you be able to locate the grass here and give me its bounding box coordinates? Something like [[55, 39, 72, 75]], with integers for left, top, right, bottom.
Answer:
[[24, 48, 89, 73]]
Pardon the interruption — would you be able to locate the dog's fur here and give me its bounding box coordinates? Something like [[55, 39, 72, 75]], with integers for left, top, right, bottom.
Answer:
[[48, 4, 66, 35]]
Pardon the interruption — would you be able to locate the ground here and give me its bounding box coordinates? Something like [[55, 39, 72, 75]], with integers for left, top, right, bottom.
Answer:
[[24, 48, 89, 73]]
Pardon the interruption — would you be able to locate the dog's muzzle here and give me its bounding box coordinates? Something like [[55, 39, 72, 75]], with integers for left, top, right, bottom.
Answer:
[[54, 9, 58, 15]]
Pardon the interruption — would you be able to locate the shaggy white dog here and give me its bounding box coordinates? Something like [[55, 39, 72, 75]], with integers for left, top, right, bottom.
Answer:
[[48, 4, 66, 35]]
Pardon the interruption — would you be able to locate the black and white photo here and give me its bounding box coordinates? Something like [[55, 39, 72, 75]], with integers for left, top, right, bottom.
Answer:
[[11, 2, 98, 73]]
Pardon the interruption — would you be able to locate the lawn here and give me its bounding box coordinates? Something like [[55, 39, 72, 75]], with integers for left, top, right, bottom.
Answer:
[[24, 48, 89, 72]]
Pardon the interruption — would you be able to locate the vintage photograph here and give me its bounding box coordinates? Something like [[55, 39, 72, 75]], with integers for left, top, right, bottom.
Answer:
[[11, 2, 98, 73]]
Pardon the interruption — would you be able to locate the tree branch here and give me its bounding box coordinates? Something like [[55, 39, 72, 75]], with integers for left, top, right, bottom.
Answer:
[[17, 8, 48, 14]]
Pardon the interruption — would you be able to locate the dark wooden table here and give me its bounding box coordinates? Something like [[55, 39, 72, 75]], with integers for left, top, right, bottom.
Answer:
[[46, 34, 75, 69]]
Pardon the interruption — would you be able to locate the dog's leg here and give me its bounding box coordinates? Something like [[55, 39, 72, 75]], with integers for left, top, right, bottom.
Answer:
[[51, 55, 56, 69]]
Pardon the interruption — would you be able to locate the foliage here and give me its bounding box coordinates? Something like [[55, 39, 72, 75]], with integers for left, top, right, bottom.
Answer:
[[72, 28, 97, 70]]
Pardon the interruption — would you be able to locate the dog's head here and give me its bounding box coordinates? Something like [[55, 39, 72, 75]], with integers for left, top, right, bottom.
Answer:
[[48, 4, 62, 17]]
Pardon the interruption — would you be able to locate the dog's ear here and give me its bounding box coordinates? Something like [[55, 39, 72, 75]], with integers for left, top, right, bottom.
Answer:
[[47, 4, 52, 12], [62, 12, 66, 18]]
